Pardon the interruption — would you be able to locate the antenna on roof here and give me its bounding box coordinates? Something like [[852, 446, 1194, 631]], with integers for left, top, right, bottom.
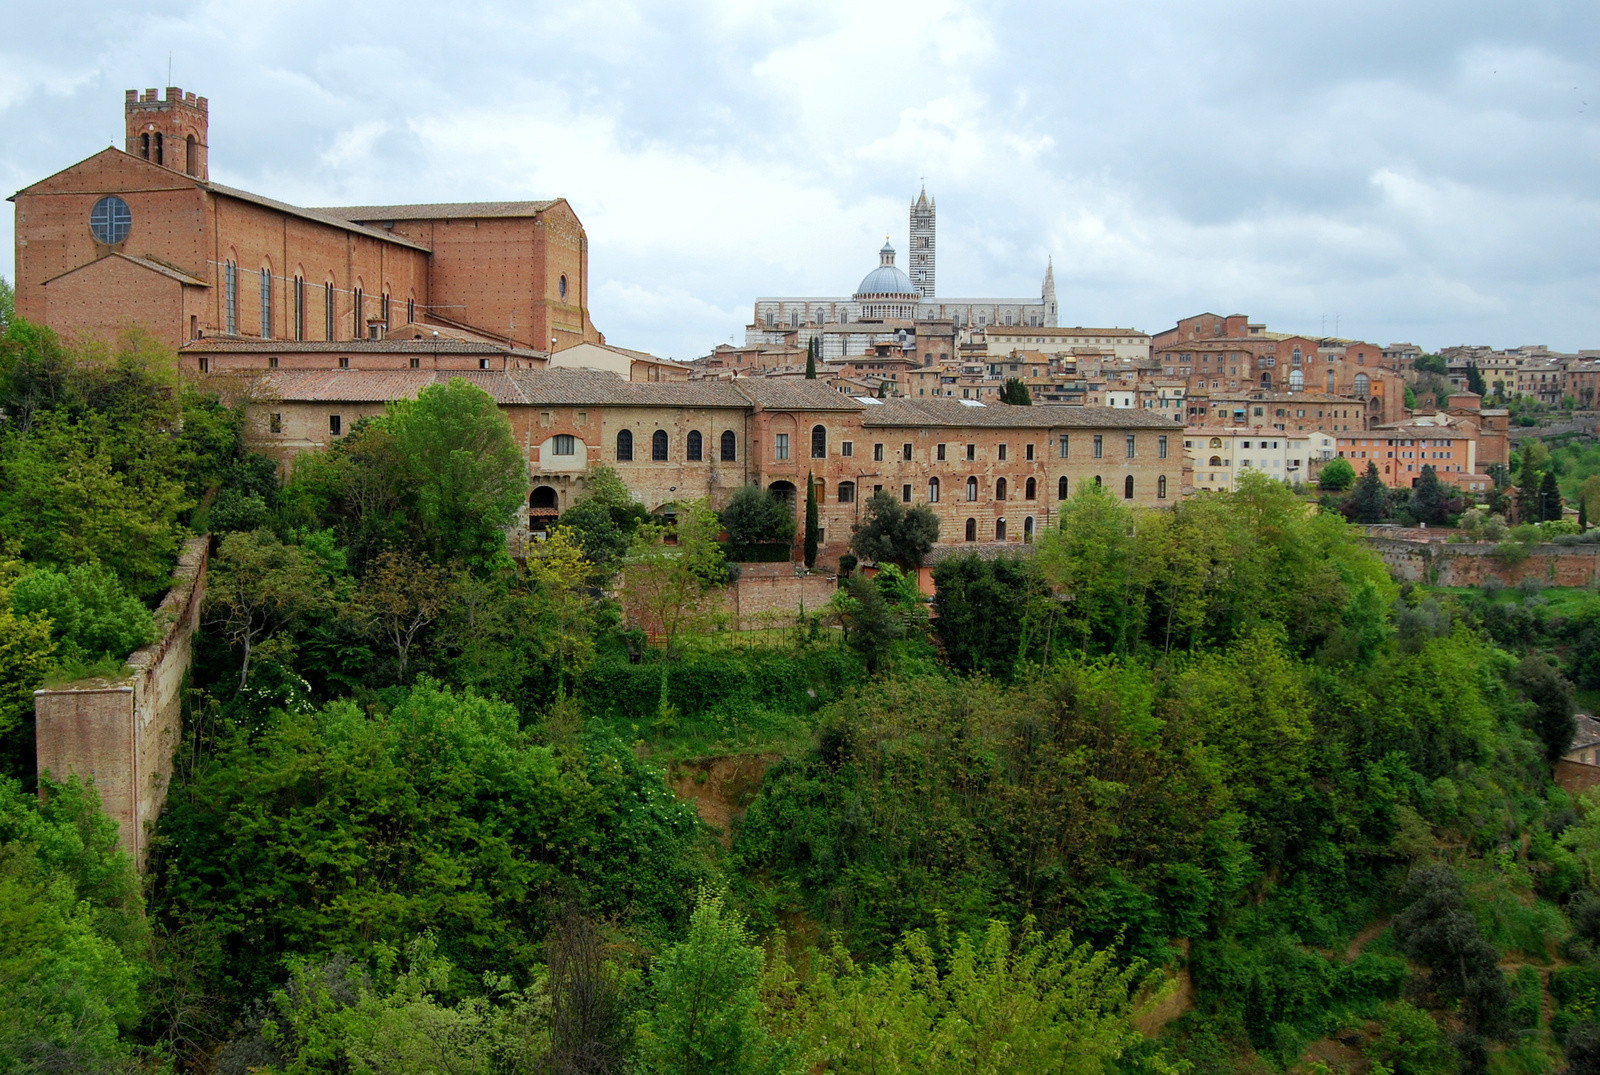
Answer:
[[168, 53, 172, 86]]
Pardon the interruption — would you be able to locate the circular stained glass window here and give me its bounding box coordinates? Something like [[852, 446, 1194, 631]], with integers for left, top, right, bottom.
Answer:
[[89, 195, 132, 245]]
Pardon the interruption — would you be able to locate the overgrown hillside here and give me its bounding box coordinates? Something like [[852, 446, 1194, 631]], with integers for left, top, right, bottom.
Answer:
[[2, 318, 1598, 1075]]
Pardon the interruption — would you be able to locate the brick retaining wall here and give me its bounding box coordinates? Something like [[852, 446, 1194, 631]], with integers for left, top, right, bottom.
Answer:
[[34, 535, 209, 870]]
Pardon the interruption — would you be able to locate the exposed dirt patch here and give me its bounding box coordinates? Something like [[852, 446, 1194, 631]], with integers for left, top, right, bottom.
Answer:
[[1136, 939, 1196, 1037], [666, 754, 784, 846], [1293, 1024, 1375, 1075]]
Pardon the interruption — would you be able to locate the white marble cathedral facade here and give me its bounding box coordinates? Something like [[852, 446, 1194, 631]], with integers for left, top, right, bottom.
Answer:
[[745, 188, 1058, 359]]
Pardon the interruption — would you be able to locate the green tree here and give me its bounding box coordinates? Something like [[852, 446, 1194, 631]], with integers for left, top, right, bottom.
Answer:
[[1035, 483, 1139, 654], [0, 558, 54, 765], [560, 465, 651, 570], [805, 336, 818, 380], [804, 471, 820, 569], [0, 776, 147, 1068], [1413, 354, 1447, 375], [1465, 361, 1486, 396], [1541, 468, 1564, 523], [1318, 457, 1356, 492], [0, 274, 13, 332], [1351, 461, 1388, 523], [1410, 464, 1448, 526], [638, 888, 791, 1075], [1404, 384, 1417, 410], [849, 490, 939, 571], [720, 484, 797, 547], [357, 548, 453, 683], [11, 562, 156, 667], [386, 379, 527, 567], [999, 377, 1032, 405], [1391, 864, 1510, 1038], [839, 574, 905, 674], [206, 529, 332, 689], [523, 526, 601, 696], [1514, 655, 1576, 763], [798, 920, 1158, 1075], [931, 554, 1043, 678]]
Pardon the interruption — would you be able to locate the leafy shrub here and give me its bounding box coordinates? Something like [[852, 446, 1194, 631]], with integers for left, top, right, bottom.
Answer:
[[11, 562, 156, 666]]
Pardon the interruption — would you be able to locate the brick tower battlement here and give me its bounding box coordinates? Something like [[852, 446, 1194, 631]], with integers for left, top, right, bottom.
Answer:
[[124, 87, 208, 180]]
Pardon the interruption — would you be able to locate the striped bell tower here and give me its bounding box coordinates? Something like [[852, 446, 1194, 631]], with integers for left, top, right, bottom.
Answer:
[[909, 186, 935, 299]]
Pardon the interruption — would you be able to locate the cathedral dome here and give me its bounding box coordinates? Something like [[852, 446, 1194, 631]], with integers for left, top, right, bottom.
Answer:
[[855, 240, 916, 299]]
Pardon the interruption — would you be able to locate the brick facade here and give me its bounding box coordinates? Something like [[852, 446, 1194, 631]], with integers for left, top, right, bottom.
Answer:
[[10, 87, 601, 356]]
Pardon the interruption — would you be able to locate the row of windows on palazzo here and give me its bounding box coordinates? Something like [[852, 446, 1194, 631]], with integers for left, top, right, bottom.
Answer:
[[812, 474, 1166, 505], [606, 426, 1171, 466]]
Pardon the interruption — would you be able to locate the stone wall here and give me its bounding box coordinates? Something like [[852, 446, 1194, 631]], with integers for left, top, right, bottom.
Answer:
[[1365, 535, 1600, 588], [1556, 760, 1600, 799], [34, 536, 209, 870], [715, 564, 839, 629]]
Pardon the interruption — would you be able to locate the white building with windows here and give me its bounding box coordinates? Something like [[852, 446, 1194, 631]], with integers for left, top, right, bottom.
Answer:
[[745, 187, 1057, 359], [1184, 429, 1336, 491]]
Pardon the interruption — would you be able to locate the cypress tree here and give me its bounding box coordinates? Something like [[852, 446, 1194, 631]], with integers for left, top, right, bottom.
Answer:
[[1466, 361, 1486, 397], [1541, 470, 1563, 524], [1412, 464, 1447, 526], [1581, 498, 1589, 532], [1352, 461, 1387, 524], [804, 470, 819, 569], [805, 337, 818, 380]]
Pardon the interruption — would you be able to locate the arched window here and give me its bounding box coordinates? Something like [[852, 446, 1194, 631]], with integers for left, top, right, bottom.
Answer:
[[1327, 370, 1336, 393], [530, 486, 559, 510], [1024, 477, 1036, 500], [965, 518, 977, 541], [259, 265, 273, 339], [1260, 371, 1272, 388], [721, 430, 737, 461], [223, 259, 238, 335], [1289, 369, 1304, 391], [686, 430, 703, 461], [140, 132, 150, 159], [838, 481, 856, 504], [928, 477, 940, 503], [1353, 373, 1370, 398], [185, 134, 198, 176], [1158, 475, 1168, 499], [1058, 476, 1068, 499], [293, 275, 306, 340], [381, 290, 391, 327], [652, 430, 669, 461], [1094, 475, 1103, 488], [966, 477, 978, 501], [1124, 475, 1135, 500], [995, 477, 1007, 501], [811, 424, 827, 458], [559, 275, 568, 300], [1209, 437, 1223, 448], [1023, 517, 1035, 543], [352, 284, 364, 337], [1209, 456, 1222, 466], [324, 280, 336, 341], [996, 518, 1007, 540], [616, 429, 634, 461]]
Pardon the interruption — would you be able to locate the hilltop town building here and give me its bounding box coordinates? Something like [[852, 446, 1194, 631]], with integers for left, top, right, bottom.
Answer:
[[245, 368, 1185, 555]]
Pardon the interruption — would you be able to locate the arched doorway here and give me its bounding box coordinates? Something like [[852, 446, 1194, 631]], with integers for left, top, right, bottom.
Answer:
[[767, 480, 798, 509], [529, 485, 560, 535]]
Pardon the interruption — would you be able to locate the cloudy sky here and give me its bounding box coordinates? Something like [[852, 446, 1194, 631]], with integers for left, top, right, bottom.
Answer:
[[3, 0, 1597, 357]]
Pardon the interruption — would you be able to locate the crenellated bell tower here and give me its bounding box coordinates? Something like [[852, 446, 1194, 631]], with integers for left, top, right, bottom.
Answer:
[[125, 87, 208, 180]]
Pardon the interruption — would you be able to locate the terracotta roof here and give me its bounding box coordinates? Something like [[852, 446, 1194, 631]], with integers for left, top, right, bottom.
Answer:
[[859, 398, 1182, 429], [924, 542, 1037, 566], [509, 370, 749, 407], [316, 200, 559, 221], [734, 380, 867, 411], [249, 370, 434, 403], [206, 183, 432, 252], [40, 251, 209, 289]]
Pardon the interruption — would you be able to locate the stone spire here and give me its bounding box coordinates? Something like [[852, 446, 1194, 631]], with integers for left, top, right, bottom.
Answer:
[[1041, 258, 1057, 326]]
